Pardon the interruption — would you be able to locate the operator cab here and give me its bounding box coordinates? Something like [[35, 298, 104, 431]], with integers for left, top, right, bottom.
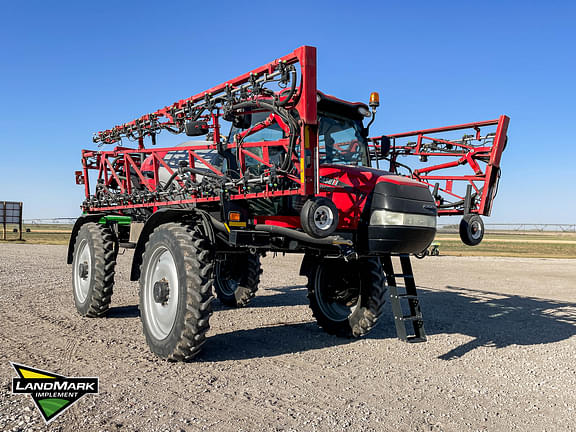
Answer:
[[316, 92, 371, 166], [227, 91, 371, 170]]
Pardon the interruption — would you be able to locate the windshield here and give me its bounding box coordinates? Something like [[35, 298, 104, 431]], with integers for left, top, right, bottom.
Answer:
[[227, 110, 369, 169], [318, 113, 368, 166]]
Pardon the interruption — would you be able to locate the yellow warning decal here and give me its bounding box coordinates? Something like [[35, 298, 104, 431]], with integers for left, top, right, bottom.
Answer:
[[228, 221, 247, 227]]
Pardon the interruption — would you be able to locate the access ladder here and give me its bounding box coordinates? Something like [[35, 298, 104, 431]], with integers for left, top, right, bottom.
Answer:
[[382, 254, 427, 342]]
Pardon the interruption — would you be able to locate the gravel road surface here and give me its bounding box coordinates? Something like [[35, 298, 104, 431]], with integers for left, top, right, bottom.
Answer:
[[1, 244, 575, 431]]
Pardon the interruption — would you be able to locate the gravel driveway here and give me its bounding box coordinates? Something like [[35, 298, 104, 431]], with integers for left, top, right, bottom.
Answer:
[[1, 244, 575, 431]]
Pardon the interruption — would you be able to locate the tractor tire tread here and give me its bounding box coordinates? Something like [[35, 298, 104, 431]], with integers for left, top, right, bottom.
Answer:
[[74, 222, 117, 318], [307, 258, 386, 338], [214, 253, 261, 308], [139, 222, 214, 361]]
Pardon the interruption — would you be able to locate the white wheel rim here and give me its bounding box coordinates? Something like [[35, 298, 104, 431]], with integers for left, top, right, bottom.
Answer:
[[74, 239, 91, 303], [144, 246, 179, 340], [313, 205, 334, 231]]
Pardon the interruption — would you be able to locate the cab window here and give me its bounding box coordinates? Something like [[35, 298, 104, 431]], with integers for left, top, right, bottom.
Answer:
[[318, 113, 368, 166]]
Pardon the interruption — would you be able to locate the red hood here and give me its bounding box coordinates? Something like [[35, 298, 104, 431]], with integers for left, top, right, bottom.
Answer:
[[319, 164, 426, 193], [259, 164, 429, 230]]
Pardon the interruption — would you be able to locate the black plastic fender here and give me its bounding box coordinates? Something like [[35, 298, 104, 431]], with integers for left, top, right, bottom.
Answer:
[[66, 214, 106, 264]]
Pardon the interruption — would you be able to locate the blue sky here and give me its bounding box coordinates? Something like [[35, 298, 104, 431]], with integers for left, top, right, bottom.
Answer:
[[0, 1, 574, 223]]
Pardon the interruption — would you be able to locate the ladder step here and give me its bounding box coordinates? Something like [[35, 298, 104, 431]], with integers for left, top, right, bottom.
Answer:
[[391, 274, 414, 278], [391, 294, 418, 300], [399, 314, 422, 321], [406, 336, 427, 343]]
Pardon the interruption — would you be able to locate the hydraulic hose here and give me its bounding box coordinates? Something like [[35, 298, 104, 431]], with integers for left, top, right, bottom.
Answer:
[[254, 224, 351, 246], [437, 191, 479, 209], [206, 214, 227, 233], [206, 214, 350, 246], [230, 99, 299, 172], [276, 69, 297, 107], [162, 167, 225, 190]]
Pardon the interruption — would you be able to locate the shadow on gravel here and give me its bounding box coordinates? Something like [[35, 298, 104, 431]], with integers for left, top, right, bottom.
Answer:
[[212, 285, 308, 312], [411, 286, 576, 360], [102, 284, 576, 362], [255, 285, 309, 307], [107, 305, 140, 318], [205, 284, 354, 361], [202, 322, 351, 362]]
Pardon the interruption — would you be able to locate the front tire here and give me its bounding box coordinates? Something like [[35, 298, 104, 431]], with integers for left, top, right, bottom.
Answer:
[[72, 222, 116, 317], [214, 253, 261, 307], [139, 222, 214, 361], [306, 257, 386, 337]]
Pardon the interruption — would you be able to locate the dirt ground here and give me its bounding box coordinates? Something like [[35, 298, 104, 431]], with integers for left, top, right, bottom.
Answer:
[[0, 244, 575, 432]]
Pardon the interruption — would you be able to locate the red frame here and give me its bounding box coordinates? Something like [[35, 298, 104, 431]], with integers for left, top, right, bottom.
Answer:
[[79, 46, 318, 213], [371, 115, 510, 216]]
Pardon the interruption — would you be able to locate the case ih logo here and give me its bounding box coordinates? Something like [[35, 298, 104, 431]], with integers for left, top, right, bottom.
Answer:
[[11, 363, 98, 424]]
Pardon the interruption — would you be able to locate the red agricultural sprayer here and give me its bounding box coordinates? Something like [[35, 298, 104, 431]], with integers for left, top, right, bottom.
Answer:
[[68, 46, 509, 360]]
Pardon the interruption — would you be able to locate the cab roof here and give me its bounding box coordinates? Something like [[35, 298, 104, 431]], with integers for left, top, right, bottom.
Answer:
[[317, 91, 369, 120]]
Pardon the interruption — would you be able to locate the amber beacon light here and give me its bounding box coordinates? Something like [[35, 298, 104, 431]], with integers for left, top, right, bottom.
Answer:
[[369, 92, 380, 108]]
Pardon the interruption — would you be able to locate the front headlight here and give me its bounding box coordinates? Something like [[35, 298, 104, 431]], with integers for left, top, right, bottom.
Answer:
[[370, 209, 437, 228]]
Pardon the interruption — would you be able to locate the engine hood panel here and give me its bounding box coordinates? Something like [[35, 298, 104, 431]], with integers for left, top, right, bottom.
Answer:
[[317, 164, 436, 230]]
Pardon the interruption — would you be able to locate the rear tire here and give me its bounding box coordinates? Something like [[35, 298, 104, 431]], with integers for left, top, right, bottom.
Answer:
[[214, 253, 261, 307], [139, 222, 214, 361], [306, 258, 386, 337], [72, 222, 116, 317]]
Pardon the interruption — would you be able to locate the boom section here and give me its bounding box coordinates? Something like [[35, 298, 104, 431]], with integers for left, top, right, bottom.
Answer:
[[370, 115, 509, 216], [77, 46, 320, 213]]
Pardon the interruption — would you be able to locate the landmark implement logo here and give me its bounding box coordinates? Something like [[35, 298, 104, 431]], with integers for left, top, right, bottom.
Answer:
[[11, 363, 99, 424]]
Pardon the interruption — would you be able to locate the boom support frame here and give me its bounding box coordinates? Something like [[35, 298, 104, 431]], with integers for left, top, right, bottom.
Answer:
[[370, 115, 509, 217]]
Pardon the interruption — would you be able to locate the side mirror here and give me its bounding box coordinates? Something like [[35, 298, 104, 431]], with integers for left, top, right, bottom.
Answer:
[[380, 136, 391, 158], [184, 121, 209, 137]]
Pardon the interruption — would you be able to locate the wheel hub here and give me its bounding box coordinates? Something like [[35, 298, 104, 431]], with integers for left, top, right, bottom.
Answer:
[[313, 205, 333, 230], [74, 239, 91, 303], [153, 279, 170, 304], [79, 262, 89, 279], [330, 287, 359, 307], [470, 221, 482, 239]]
